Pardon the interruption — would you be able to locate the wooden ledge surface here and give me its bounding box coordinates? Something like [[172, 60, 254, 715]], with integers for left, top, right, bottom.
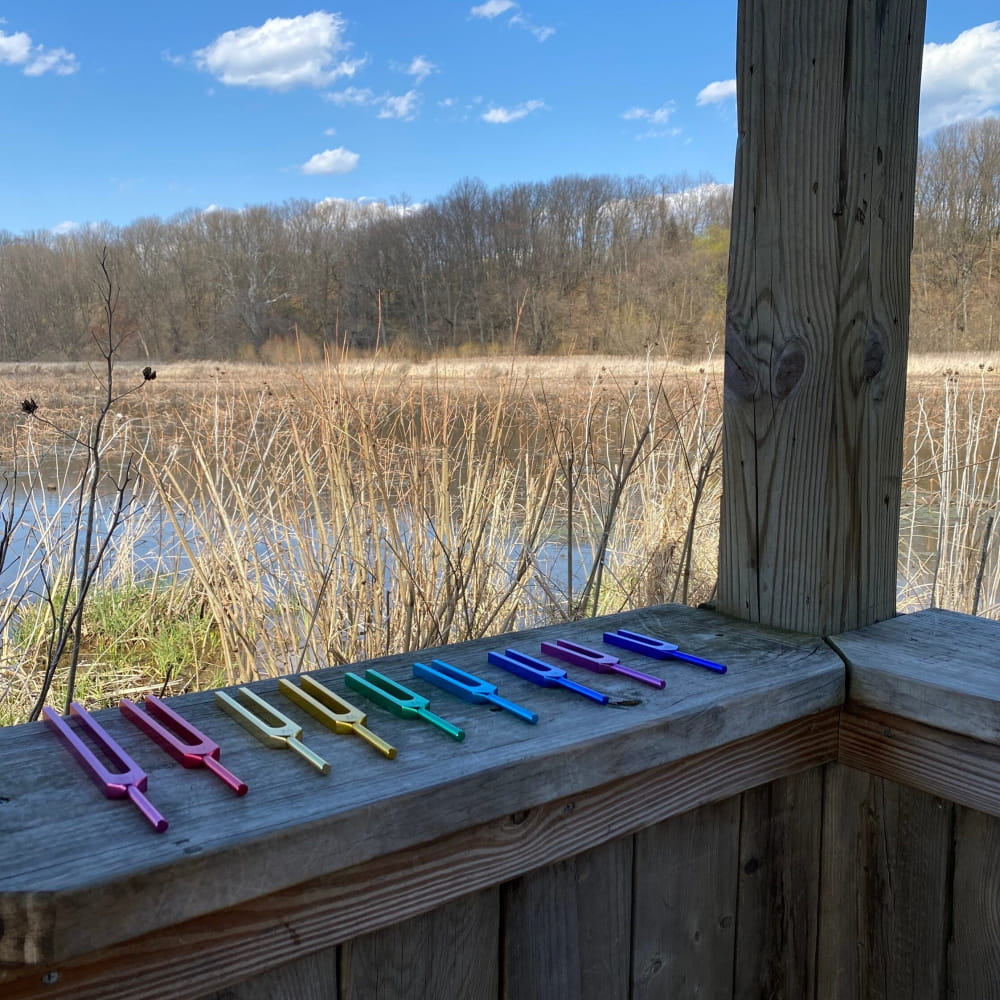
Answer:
[[829, 607, 1000, 744], [0, 604, 842, 966]]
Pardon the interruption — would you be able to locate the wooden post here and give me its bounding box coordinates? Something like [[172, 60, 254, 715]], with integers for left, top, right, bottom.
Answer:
[[719, 0, 927, 634]]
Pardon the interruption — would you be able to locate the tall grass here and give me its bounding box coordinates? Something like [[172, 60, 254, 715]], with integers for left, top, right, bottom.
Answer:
[[4, 354, 997, 726], [899, 364, 1000, 616]]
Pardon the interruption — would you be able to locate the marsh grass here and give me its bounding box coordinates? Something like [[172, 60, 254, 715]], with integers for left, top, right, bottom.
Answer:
[[899, 364, 1000, 616], [2, 354, 998, 725]]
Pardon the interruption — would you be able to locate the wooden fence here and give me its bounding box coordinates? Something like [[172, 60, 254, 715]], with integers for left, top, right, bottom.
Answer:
[[2, 602, 998, 999]]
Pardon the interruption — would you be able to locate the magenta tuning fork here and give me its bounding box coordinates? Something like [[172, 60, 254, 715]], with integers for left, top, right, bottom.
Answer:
[[120, 695, 248, 795], [43, 702, 169, 833]]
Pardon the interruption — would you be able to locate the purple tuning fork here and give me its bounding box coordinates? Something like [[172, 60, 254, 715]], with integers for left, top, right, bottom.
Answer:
[[540, 638, 667, 689], [43, 702, 169, 833]]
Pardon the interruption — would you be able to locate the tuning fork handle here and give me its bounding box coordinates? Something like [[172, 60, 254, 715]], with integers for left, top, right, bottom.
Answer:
[[669, 650, 728, 673], [200, 754, 251, 794], [126, 784, 170, 833], [416, 708, 465, 742], [556, 676, 611, 705], [287, 735, 332, 773], [352, 721, 398, 758], [485, 693, 539, 724]]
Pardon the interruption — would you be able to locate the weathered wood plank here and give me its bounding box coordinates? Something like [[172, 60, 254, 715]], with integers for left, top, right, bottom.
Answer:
[[193, 948, 337, 1000], [840, 705, 1000, 818], [831, 607, 1000, 743], [631, 797, 741, 998], [501, 838, 632, 1000], [817, 763, 952, 1000], [0, 710, 839, 1000], [719, 0, 926, 634], [340, 889, 498, 1000], [0, 604, 842, 966], [950, 805, 1000, 998], [734, 769, 823, 999]]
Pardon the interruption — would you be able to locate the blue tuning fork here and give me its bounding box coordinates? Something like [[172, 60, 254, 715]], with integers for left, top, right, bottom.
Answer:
[[413, 660, 538, 724], [602, 628, 728, 673], [487, 648, 609, 705]]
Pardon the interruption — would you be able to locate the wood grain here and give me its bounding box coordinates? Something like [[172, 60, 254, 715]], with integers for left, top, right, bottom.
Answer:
[[734, 769, 824, 999], [500, 838, 632, 1000], [0, 710, 839, 1000], [0, 603, 841, 966], [831, 607, 1000, 743], [719, 0, 927, 634], [817, 763, 952, 999], [950, 805, 1000, 998], [631, 797, 740, 998], [839, 706, 1000, 818], [340, 889, 499, 1000]]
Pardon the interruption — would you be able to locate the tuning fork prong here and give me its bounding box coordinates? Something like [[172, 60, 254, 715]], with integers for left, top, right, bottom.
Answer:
[[278, 675, 397, 759], [214, 688, 331, 774]]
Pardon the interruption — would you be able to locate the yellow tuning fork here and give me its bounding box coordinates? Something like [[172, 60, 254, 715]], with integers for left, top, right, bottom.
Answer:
[[278, 675, 397, 759], [214, 687, 331, 774]]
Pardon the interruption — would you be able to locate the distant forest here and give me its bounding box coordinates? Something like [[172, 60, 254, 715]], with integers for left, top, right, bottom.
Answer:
[[1, 117, 998, 362]]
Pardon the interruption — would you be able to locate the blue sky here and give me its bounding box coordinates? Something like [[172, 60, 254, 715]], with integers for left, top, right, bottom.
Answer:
[[2, 1, 999, 235]]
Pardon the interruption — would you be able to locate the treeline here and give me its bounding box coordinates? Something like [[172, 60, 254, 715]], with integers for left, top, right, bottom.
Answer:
[[0, 175, 731, 362], [913, 117, 1000, 353], [0, 117, 997, 362]]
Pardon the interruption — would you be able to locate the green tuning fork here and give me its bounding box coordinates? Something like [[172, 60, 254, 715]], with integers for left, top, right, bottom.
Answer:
[[344, 668, 465, 742]]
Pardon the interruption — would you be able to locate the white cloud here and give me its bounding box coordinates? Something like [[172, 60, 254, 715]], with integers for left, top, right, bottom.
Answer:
[[195, 12, 364, 90], [302, 147, 360, 175], [327, 86, 421, 120], [481, 99, 545, 123], [471, 1, 517, 18], [50, 220, 80, 235], [325, 86, 377, 107], [405, 55, 437, 84], [378, 90, 420, 121], [920, 22, 1000, 133], [623, 102, 676, 126], [0, 26, 78, 76], [697, 79, 737, 105], [509, 14, 555, 43]]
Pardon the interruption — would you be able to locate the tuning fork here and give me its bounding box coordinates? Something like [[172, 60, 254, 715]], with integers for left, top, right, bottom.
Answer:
[[344, 668, 465, 741], [278, 674, 397, 758], [120, 695, 248, 794], [602, 628, 728, 673], [412, 659, 539, 724], [43, 703, 169, 832], [214, 687, 331, 774], [487, 648, 609, 705], [540, 638, 666, 689]]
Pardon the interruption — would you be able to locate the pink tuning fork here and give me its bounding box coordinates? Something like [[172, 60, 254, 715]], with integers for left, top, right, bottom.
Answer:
[[43, 702, 169, 833], [540, 638, 667, 689], [120, 695, 248, 795]]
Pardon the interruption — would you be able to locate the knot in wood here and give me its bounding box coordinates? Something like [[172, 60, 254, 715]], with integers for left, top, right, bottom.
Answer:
[[724, 320, 759, 402], [773, 339, 806, 399]]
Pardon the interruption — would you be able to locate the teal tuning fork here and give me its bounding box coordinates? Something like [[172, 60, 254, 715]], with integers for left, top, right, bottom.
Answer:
[[412, 659, 538, 724], [344, 668, 465, 741]]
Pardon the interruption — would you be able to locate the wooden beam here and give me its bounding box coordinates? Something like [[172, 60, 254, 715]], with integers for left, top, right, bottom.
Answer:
[[0, 711, 839, 1000], [719, 0, 927, 634]]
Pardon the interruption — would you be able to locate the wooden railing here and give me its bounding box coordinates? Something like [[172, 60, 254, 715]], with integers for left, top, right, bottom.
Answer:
[[1, 603, 998, 999]]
